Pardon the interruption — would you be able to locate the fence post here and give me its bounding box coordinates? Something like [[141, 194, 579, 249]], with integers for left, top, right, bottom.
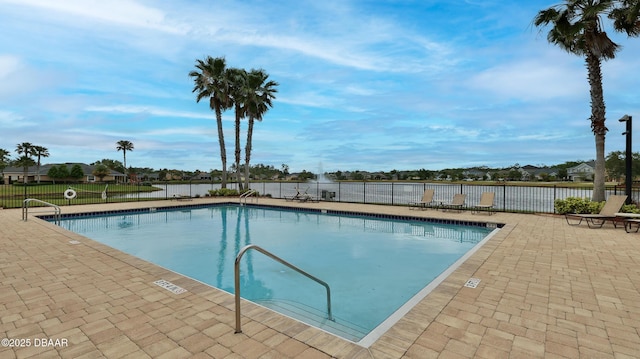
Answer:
[[502, 184, 507, 211], [553, 185, 557, 213], [363, 182, 366, 204], [391, 182, 394, 205]]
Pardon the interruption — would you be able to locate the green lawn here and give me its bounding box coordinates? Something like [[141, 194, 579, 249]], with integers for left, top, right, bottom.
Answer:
[[0, 183, 161, 208]]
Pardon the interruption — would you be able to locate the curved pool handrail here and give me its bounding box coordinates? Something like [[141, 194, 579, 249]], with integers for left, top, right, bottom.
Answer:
[[234, 244, 333, 334], [239, 189, 258, 205], [22, 198, 61, 223]]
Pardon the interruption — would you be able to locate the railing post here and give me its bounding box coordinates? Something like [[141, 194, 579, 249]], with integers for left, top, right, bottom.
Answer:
[[363, 182, 366, 204], [391, 182, 394, 205], [502, 184, 507, 212]]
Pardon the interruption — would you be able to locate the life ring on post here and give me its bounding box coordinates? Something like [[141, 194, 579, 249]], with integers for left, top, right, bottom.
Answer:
[[64, 189, 77, 200]]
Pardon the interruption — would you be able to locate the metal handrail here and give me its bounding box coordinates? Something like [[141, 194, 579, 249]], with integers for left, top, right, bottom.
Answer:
[[22, 199, 61, 223], [239, 189, 258, 205], [234, 244, 333, 333]]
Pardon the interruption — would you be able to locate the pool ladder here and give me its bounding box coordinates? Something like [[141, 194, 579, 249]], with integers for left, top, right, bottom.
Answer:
[[22, 199, 61, 223], [239, 189, 258, 205], [234, 244, 333, 334]]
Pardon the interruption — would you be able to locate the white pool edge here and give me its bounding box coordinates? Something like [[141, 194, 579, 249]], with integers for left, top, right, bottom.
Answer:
[[356, 227, 501, 347]]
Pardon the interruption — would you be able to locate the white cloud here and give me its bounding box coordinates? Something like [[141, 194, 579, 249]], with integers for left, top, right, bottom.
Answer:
[[0, 0, 188, 34], [85, 105, 215, 121]]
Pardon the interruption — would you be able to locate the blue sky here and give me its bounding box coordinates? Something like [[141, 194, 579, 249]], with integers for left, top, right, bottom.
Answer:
[[1, 0, 639, 173]]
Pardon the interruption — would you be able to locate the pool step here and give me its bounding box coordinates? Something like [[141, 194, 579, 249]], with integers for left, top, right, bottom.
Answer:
[[255, 299, 368, 342]]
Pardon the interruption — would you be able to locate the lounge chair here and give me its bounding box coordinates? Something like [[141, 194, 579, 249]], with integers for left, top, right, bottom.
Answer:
[[613, 212, 640, 233], [441, 193, 466, 212], [284, 187, 318, 203], [284, 187, 308, 202], [172, 194, 192, 201], [565, 195, 627, 228], [409, 189, 435, 210], [472, 192, 495, 215]]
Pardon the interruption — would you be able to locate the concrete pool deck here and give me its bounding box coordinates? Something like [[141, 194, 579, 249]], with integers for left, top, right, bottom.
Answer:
[[1, 198, 639, 358]]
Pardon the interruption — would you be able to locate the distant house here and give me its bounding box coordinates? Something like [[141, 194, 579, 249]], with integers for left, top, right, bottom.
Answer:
[[3, 163, 126, 184], [191, 171, 212, 181], [519, 165, 559, 181], [567, 162, 595, 181]]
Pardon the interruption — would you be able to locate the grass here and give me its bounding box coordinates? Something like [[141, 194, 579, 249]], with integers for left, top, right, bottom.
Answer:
[[0, 183, 161, 208]]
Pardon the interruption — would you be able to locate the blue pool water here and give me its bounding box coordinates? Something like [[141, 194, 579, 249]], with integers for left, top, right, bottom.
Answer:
[[54, 204, 496, 343]]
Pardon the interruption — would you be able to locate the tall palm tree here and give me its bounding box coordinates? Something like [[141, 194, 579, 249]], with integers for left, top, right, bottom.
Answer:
[[33, 145, 49, 184], [116, 140, 134, 182], [189, 56, 232, 188], [243, 69, 278, 189], [16, 142, 35, 184], [534, 0, 640, 202], [227, 67, 248, 190]]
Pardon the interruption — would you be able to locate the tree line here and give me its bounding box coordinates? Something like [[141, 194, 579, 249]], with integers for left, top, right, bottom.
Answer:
[[0, 141, 134, 184]]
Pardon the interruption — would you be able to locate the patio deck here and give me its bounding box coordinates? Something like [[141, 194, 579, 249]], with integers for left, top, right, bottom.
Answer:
[[1, 198, 639, 358]]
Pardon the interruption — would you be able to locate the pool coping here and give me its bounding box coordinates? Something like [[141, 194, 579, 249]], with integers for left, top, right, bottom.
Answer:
[[39, 201, 506, 230], [40, 201, 504, 348]]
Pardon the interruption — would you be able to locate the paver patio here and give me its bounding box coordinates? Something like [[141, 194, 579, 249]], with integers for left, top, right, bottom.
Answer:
[[1, 198, 639, 358]]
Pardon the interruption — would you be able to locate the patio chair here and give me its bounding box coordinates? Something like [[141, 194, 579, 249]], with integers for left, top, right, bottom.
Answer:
[[565, 195, 627, 228], [441, 193, 466, 212], [284, 187, 308, 202], [472, 192, 495, 215], [409, 189, 435, 210]]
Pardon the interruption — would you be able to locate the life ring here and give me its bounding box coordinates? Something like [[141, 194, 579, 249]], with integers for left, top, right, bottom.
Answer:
[[64, 189, 77, 200]]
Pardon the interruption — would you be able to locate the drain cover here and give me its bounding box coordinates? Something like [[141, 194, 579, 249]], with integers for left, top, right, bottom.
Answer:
[[154, 279, 187, 294], [464, 278, 481, 288]]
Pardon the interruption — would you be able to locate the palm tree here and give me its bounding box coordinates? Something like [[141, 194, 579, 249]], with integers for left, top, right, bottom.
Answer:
[[15, 142, 35, 184], [534, 0, 640, 202], [189, 56, 232, 188], [227, 67, 248, 190], [0, 148, 10, 184], [243, 69, 278, 189], [116, 140, 134, 182], [32, 145, 49, 184]]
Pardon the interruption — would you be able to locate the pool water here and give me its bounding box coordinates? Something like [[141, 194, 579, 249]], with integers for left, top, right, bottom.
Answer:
[[55, 204, 495, 343]]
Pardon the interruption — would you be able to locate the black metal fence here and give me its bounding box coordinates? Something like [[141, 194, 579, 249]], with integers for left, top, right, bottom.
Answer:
[[1, 181, 635, 214]]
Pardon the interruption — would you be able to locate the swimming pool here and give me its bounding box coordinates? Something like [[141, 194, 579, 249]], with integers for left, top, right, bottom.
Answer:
[[52, 203, 498, 344]]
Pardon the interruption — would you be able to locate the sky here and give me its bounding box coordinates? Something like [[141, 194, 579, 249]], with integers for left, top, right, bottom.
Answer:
[[1, 0, 639, 174]]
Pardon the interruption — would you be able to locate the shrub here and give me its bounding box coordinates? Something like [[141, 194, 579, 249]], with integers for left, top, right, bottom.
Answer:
[[207, 188, 239, 197], [621, 204, 640, 214], [555, 196, 640, 214], [554, 197, 602, 214]]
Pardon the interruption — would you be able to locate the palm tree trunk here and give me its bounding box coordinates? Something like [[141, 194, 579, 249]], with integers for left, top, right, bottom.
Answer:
[[213, 100, 228, 188], [36, 157, 41, 184], [244, 118, 254, 189], [586, 52, 607, 202], [235, 104, 243, 191], [123, 151, 127, 183]]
